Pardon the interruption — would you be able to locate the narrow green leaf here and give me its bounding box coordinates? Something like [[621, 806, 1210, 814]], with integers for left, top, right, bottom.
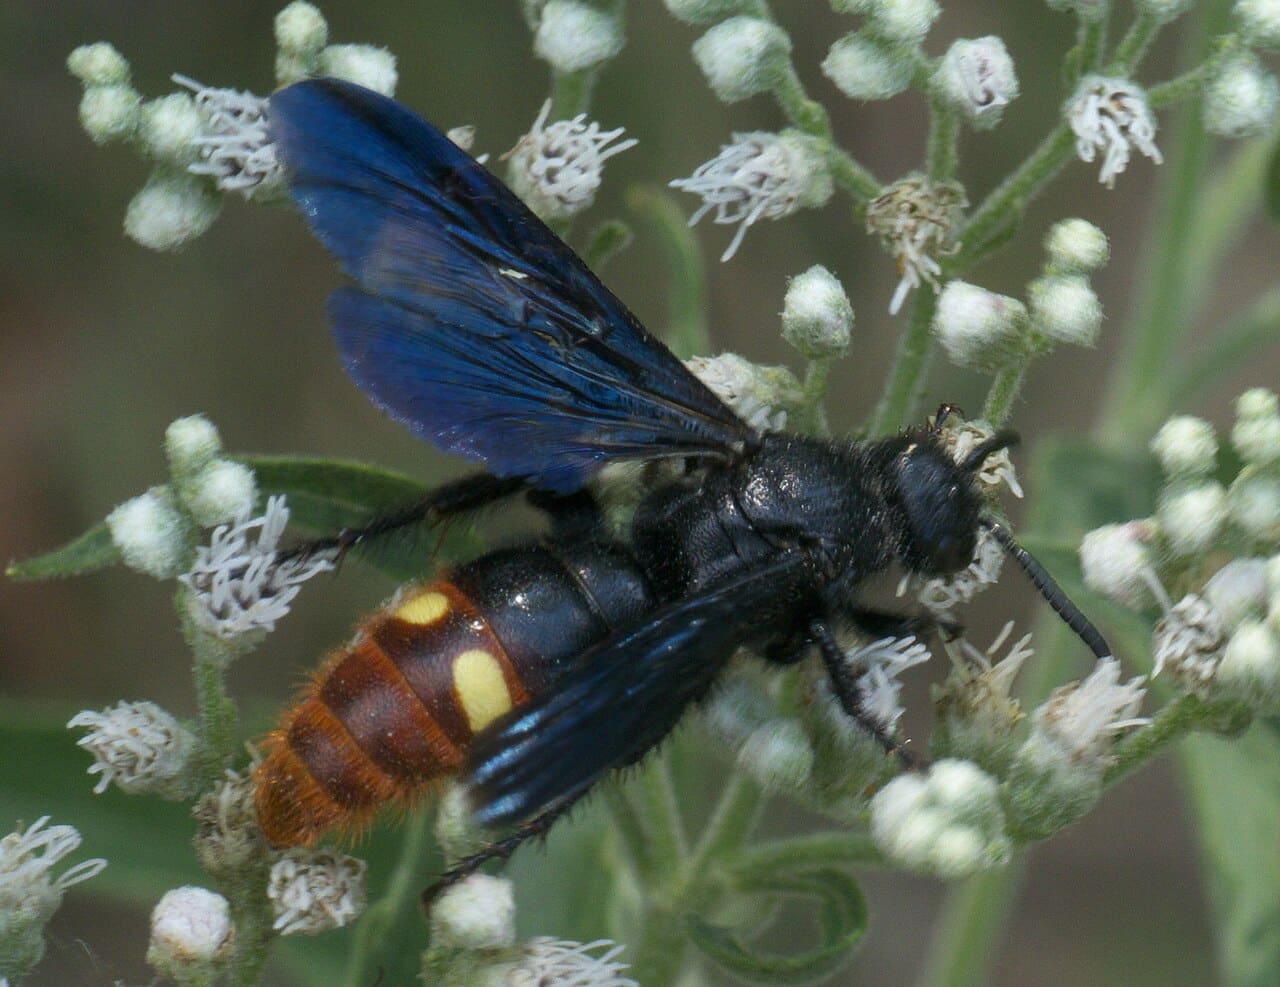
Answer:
[[583, 218, 634, 271], [1180, 725, 1280, 987], [7, 523, 120, 581], [1264, 136, 1280, 223], [685, 868, 867, 985]]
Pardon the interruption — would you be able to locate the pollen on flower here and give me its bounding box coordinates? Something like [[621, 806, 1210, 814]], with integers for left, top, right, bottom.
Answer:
[[67, 700, 196, 798], [180, 495, 335, 639], [509, 938, 638, 987], [864, 175, 966, 315], [174, 76, 281, 198], [268, 849, 367, 935], [1067, 75, 1163, 187], [506, 101, 636, 222], [933, 623, 1032, 768], [671, 130, 832, 261]]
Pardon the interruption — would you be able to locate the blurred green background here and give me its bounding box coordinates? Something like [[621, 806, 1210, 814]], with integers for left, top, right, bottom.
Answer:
[[2, 2, 1278, 985]]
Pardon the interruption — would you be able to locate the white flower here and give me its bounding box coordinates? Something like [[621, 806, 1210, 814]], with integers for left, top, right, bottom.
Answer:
[[1152, 593, 1228, 690], [1219, 620, 1280, 708], [671, 131, 832, 261], [1159, 481, 1228, 557], [534, 0, 625, 74], [124, 169, 222, 250], [1028, 274, 1103, 347], [319, 44, 397, 96], [865, 176, 966, 315], [937, 419, 1024, 498], [78, 84, 142, 144], [1235, 0, 1280, 50], [692, 16, 790, 103], [870, 0, 941, 44], [147, 886, 235, 979], [67, 701, 195, 798], [1151, 415, 1218, 479], [275, 1, 329, 55], [508, 938, 638, 987], [1067, 76, 1163, 187], [67, 42, 130, 87], [870, 760, 1010, 878], [268, 849, 367, 935], [737, 718, 815, 790], [506, 101, 636, 222], [1205, 558, 1271, 629], [684, 352, 798, 431], [903, 525, 1005, 615], [782, 265, 854, 359], [847, 635, 932, 732], [429, 873, 516, 949], [1030, 658, 1148, 766], [181, 459, 259, 528], [932, 280, 1029, 372], [180, 495, 335, 639], [174, 76, 281, 199], [1079, 520, 1166, 609], [1043, 218, 1109, 275], [821, 31, 915, 101], [1204, 52, 1280, 139], [107, 487, 193, 579], [934, 623, 1033, 768], [933, 36, 1019, 129]]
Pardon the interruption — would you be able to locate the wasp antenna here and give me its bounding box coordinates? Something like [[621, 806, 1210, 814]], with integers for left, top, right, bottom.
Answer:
[[982, 519, 1112, 660], [962, 430, 1021, 473]]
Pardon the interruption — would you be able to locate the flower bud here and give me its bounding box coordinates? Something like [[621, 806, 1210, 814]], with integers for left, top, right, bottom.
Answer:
[[139, 93, 204, 167], [1232, 388, 1280, 465], [1150, 415, 1217, 479], [107, 487, 194, 578], [1204, 52, 1280, 139], [870, 0, 940, 45], [147, 887, 234, 982], [1028, 274, 1102, 347], [182, 460, 258, 528], [1229, 469, 1280, 542], [1079, 521, 1161, 608], [781, 265, 854, 358], [165, 414, 223, 479], [1205, 558, 1271, 629], [1159, 482, 1228, 558], [430, 874, 516, 950], [1235, 0, 1280, 51], [1218, 620, 1280, 708], [693, 16, 791, 103], [1134, 0, 1196, 23], [685, 352, 800, 432], [822, 31, 914, 100], [67, 701, 196, 798], [79, 84, 142, 144], [933, 36, 1019, 129], [319, 44, 397, 96], [275, 1, 329, 54], [68, 42, 131, 87], [1043, 218, 1109, 275], [737, 718, 814, 792], [663, 0, 756, 23], [124, 170, 222, 252], [932, 280, 1029, 372], [534, 0, 625, 74], [269, 849, 367, 935]]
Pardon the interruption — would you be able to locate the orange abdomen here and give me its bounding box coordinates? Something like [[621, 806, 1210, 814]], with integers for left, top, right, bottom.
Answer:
[[255, 581, 531, 847]]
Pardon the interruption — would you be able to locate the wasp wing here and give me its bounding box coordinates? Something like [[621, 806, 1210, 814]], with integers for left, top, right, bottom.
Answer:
[[269, 79, 752, 493], [465, 552, 811, 827]]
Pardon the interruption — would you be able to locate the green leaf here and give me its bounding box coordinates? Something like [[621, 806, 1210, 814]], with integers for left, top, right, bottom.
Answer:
[[685, 867, 867, 985], [583, 218, 634, 271], [1027, 438, 1162, 538], [1264, 136, 1280, 223], [7, 523, 120, 581], [1180, 724, 1280, 987]]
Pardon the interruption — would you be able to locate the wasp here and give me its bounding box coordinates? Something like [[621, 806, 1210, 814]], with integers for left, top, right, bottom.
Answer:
[[255, 80, 1112, 892]]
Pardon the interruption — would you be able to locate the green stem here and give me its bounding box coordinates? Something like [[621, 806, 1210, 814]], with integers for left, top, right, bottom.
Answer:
[[1077, 13, 1108, 75], [1104, 696, 1254, 786], [981, 355, 1031, 426], [688, 773, 764, 882], [732, 831, 884, 882], [549, 69, 595, 119], [603, 784, 657, 878], [773, 63, 831, 138], [914, 862, 1027, 987], [633, 756, 688, 887], [1147, 35, 1240, 109], [227, 873, 275, 987], [827, 145, 882, 203], [1106, 12, 1159, 74], [869, 286, 938, 435], [180, 591, 242, 790], [926, 101, 960, 183]]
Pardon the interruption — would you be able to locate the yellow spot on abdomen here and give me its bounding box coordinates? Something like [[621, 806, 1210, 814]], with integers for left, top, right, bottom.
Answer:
[[395, 590, 449, 625], [453, 649, 512, 732]]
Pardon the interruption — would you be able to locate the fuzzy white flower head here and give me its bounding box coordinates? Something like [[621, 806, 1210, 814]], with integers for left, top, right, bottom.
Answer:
[[870, 760, 1010, 878], [0, 817, 106, 982], [904, 524, 1005, 615], [429, 873, 516, 950], [847, 635, 933, 733], [180, 495, 335, 640], [125, 169, 222, 250], [67, 701, 195, 798], [738, 718, 815, 791], [506, 102, 636, 223], [1159, 481, 1228, 558], [1151, 415, 1218, 479], [782, 265, 854, 359], [1204, 52, 1280, 139], [509, 938, 638, 987], [1068, 76, 1162, 187], [1152, 593, 1228, 689], [1205, 558, 1271, 629], [147, 886, 234, 979], [938, 419, 1024, 499], [822, 31, 915, 101], [934, 37, 1019, 129], [107, 487, 193, 579], [319, 44, 397, 95], [139, 93, 205, 167], [685, 353, 798, 431], [1235, 0, 1280, 50], [67, 42, 131, 87], [1080, 520, 1165, 609], [534, 0, 625, 74], [870, 0, 941, 44], [182, 460, 259, 528], [932, 280, 1029, 372], [933, 623, 1032, 767], [1229, 470, 1280, 542], [1044, 218, 1109, 275], [78, 84, 142, 144], [1028, 274, 1103, 347], [692, 16, 791, 103], [269, 849, 367, 936], [165, 414, 223, 479], [173, 76, 281, 199], [275, 1, 329, 55], [866, 176, 966, 315], [193, 767, 265, 879], [671, 131, 832, 261], [1135, 0, 1196, 23], [1232, 388, 1280, 465], [1033, 658, 1148, 765], [1218, 620, 1280, 708]]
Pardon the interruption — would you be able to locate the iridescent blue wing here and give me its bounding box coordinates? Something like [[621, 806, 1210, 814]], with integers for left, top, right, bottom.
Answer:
[[269, 79, 752, 493], [465, 551, 810, 826]]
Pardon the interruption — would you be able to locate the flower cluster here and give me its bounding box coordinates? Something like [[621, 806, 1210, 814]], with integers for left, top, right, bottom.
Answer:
[[865, 176, 967, 315]]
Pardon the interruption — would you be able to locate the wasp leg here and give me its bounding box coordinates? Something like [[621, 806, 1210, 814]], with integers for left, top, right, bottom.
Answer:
[[845, 606, 963, 643], [282, 471, 528, 563], [526, 487, 605, 540], [810, 617, 925, 771]]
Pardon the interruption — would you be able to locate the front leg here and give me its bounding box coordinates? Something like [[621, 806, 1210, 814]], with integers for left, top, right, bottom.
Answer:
[[845, 605, 963, 643]]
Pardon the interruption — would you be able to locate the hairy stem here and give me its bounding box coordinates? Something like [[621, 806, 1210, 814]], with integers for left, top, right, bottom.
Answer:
[[982, 356, 1031, 426], [1104, 696, 1254, 786], [180, 591, 242, 790], [773, 63, 832, 139], [926, 102, 960, 183], [870, 285, 938, 434]]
